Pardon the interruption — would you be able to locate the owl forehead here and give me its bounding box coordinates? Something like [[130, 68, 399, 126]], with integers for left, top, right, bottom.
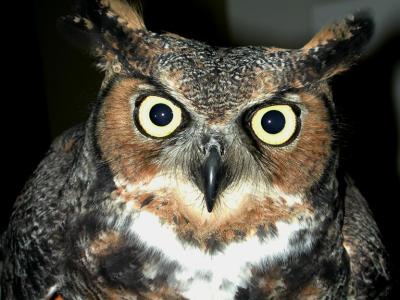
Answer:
[[127, 34, 296, 118], [156, 47, 293, 113]]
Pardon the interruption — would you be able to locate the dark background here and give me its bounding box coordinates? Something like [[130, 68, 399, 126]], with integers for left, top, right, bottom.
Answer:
[[2, 0, 399, 297]]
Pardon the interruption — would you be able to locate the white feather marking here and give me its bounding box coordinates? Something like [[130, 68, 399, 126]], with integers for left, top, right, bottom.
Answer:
[[44, 285, 58, 300], [129, 211, 314, 300], [114, 173, 304, 219], [111, 174, 312, 298]]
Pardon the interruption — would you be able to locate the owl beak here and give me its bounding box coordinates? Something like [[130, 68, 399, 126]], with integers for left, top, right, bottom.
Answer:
[[201, 145, 224, 213]]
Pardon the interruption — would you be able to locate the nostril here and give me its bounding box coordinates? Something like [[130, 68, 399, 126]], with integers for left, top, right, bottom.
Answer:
[[200, 136, 211, 154], [218, 143, 225, 156], [202, 137, 224, 156], [200, 144, 207, 155]]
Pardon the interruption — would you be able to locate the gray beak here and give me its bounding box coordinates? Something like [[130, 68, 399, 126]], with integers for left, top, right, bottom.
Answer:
[[201, 145, 224, 212]]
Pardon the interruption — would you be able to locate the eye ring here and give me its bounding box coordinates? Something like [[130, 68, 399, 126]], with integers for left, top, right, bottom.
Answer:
[[137, 96, 182, 138], [250, 104, 298, 146]]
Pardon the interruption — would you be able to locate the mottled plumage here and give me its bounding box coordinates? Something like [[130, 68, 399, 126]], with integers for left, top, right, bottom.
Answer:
[[0, 0, 391, 299]]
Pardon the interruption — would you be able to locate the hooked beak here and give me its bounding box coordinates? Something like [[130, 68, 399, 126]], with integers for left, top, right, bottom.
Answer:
[[201, 145, 224, 213]]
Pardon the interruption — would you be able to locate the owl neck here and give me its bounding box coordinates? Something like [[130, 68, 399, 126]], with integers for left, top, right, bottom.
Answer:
[[307, 152, 347, 254], [64, 111, 117, 210]]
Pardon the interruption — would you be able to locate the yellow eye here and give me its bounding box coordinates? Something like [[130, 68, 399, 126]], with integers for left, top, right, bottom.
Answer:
[[137, 96, 182, 138], [250, 105, 298, 145]]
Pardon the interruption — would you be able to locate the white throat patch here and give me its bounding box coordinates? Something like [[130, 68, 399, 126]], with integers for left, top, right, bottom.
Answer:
[[111, 174, 314, 299], [129, 211, 314, 300]]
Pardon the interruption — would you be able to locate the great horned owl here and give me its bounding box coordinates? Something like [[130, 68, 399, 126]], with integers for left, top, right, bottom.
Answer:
[[0, 0, 392, 299]]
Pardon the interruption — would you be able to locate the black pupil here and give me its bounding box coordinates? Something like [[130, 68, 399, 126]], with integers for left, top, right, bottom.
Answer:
[[261, 110, 286, 134], [149, 103, 173, 126]]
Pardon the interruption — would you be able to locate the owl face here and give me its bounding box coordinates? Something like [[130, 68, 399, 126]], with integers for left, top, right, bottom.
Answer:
[[97, 42, 333, 213], [61, 0, 372, 247]]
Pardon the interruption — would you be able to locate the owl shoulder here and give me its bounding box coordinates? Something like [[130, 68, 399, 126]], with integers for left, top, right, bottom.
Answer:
[[342, 176, 392, 298], [7, 123, 86, 232], [1, 124, 87, 298]]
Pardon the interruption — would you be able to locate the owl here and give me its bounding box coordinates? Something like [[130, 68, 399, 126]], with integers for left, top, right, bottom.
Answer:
[[0, 0, 392, 299]]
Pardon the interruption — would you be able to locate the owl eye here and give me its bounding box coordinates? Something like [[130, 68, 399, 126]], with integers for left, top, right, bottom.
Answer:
[[137, 96, 182, 138], [250, 105, 298, 145]]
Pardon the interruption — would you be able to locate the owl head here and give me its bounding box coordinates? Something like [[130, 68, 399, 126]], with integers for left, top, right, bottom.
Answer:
[[60, 0, 372, 244]]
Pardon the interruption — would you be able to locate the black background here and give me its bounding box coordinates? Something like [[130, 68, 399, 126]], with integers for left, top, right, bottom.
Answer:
[[2, 0, 399, 297]]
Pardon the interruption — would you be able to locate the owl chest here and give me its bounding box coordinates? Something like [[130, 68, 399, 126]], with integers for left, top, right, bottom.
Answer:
[[117, 211, 313, 300]]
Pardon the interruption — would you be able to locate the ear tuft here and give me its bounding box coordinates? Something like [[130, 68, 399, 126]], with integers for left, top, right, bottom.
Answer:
[[99, 0, 145, 31], [304, 11, 373, 52], [58, 0, 146, 70], [295, 11, 374, 85]]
